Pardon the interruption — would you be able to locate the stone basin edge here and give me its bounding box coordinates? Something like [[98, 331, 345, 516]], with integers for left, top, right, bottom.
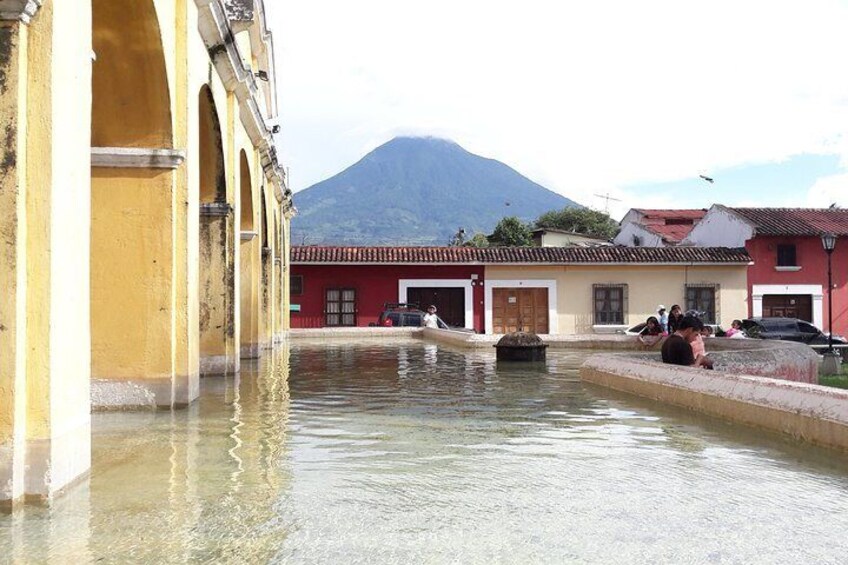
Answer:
[[421, 328, 848, 450]]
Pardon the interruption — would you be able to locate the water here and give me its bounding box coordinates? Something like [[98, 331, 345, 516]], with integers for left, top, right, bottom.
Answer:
[[3, 339, 848, 564]]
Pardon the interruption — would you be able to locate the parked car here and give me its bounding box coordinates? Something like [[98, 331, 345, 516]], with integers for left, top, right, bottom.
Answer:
[[373, 303, 475, 332], [741, 317, 847, 345]]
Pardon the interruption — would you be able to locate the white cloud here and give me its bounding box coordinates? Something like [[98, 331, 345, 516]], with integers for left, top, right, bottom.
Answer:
[[807, 174, 848, 207], [268, 0, 848, 206]]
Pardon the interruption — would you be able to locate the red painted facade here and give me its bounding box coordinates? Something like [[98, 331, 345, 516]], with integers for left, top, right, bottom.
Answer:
[[290, 264, 486, 332], [746, 235, 848, 336]]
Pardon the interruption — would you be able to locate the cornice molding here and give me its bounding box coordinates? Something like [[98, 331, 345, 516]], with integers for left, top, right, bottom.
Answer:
[[0, 0, 42, 24], [196, 0, 286, 203], [91, 147, 186, 169], [200, 202, 234, 217], [240, 231, 259, 241]]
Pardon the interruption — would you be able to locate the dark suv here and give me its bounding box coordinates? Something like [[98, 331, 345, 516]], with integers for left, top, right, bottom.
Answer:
[[374, 303, 476, 331], [741, 317, 847, 345]]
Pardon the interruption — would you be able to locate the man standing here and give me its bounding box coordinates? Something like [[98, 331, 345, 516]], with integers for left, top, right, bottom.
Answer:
[[422, 305, 440, 329], [657, 305, 669, 333], [661, 315, 713, 369]]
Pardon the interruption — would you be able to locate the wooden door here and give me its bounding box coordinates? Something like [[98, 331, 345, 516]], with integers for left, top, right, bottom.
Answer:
[[407, 287, 465, 327], [763, 294, 812, 322], [492, 288, 549, 334]]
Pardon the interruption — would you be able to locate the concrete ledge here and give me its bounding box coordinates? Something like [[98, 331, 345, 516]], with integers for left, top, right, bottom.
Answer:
[[240, 344, 261, 359], [200, 354, 229, 376], [91, 377, 195, 411], [581, 355, 848, 452], [289, 327, 423, 340]]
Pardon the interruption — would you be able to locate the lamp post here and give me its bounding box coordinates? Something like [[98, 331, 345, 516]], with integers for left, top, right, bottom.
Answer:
[[821, 233, 840, 375]]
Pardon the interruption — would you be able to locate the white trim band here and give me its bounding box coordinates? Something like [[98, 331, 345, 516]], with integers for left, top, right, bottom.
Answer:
[[91, 147, 186, 169], [751, 284, 824, 330], [398, 279, 475, 329]]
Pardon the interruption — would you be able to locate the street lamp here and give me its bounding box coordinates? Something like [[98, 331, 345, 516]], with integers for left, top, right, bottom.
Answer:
[[821, 233, 840, 375]]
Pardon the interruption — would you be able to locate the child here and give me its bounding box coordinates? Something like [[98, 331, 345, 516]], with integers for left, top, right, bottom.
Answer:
[[638, 316, 666, 347], [725, 319, 744, 338]]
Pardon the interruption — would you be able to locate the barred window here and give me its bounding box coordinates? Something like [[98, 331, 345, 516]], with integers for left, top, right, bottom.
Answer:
[[593, 284, 628, 325], [777, 244, 797, 267], [685, 284, 719, 324], [291, 275, 303, 296]]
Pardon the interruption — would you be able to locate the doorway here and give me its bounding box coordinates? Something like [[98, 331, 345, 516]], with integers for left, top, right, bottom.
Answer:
[[763, 294, 813, 321], [492, 288, 549, 334], [407, 287, 465, 327]]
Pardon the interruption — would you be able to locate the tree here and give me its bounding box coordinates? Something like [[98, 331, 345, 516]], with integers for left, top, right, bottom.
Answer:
[[490, 216, 533, 247], [464, 232, 490, 248], [535, 207, 619, 239]]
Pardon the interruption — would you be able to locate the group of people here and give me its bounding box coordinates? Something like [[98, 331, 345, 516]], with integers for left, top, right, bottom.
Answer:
[[637, 304, 748, 370]]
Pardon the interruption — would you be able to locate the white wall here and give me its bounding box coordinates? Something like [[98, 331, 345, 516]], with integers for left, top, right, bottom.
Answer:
[[684, 207, 754, 247], [614, 223, 665, 247]]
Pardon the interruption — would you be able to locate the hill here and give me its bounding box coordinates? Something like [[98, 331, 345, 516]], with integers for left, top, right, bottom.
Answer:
[[292, 137, 579, 245]]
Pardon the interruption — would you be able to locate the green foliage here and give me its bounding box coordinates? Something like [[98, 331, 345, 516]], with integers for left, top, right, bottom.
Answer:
[[464, 233, 490, 248], [819, 374, 848, 389], [490, 216, 533, 247], [535, 207, 619, 239]]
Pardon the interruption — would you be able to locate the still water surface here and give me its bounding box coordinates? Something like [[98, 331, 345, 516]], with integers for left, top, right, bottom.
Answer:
[[3, 339, 848, 563]]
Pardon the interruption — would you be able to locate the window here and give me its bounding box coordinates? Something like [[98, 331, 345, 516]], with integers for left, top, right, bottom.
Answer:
[[685, 284, 718, 324], [776, 244, 797, 267], [291, 275, 303, 296], [798, 321, 820, 334], [593, 284, 627, 325], [325, 288, 356, 326]]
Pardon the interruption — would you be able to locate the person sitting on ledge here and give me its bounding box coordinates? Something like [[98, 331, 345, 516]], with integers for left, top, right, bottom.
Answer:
[[725, 319, 745, 339], [638, 316, 666, 347], [661, 315, 714, 369]]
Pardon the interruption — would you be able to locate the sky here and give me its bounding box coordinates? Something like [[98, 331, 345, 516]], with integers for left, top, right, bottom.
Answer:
[[267, 0, 848, 220]]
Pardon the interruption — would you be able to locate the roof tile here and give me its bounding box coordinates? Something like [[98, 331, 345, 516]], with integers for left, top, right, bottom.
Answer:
[[729, 207, 848, 236], [292, 246, 752, 264]]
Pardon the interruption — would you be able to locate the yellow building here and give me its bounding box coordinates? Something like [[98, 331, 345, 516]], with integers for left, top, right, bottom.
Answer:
[[0, 0, 293, 505]]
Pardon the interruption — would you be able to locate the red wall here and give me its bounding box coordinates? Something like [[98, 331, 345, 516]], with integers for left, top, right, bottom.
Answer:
[[747, 236, 848, 335], [291, 265, 486, 332]]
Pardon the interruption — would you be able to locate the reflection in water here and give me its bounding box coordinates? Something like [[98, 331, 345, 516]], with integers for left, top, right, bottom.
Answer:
[[1, 340, 848, 563]]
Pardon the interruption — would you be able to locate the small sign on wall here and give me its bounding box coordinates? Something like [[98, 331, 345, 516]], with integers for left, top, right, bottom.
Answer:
[[290, 304, 301, 312], [508, 297, 517, 304]]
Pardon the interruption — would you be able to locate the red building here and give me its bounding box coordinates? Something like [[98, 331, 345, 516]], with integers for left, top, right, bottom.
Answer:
[[685, 206, 848, 336], [291, 248, 486, 331]]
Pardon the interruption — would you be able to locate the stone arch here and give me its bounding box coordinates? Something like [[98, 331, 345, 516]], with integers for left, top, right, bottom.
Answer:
[[91, 0, 172, 147], [239, 150, 260, 358], [240, 151, 255, 229], [90, 1, 190, 406], [199, 85, 226, 203], [198, 85, 233, 375]]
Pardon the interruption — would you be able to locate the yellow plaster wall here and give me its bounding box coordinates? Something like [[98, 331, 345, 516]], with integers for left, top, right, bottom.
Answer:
[[485, 265, 749, 334], [91, 0, 172, 148], [0, 21, 29, 501], [90, 169, 175, 382]]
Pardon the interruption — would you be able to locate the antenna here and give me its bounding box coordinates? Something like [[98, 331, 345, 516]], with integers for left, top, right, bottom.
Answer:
[[594, 193, 622, 214]]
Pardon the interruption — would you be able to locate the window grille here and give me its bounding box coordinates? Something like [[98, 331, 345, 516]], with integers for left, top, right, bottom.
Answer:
[[593, 284, 628, 325]]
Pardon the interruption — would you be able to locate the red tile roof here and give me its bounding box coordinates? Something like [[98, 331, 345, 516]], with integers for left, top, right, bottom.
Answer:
[[632, 209, 708, 243], [728, 207, 848, 237], [641, 224, 699, 244], [292, 246, 752, 265]]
